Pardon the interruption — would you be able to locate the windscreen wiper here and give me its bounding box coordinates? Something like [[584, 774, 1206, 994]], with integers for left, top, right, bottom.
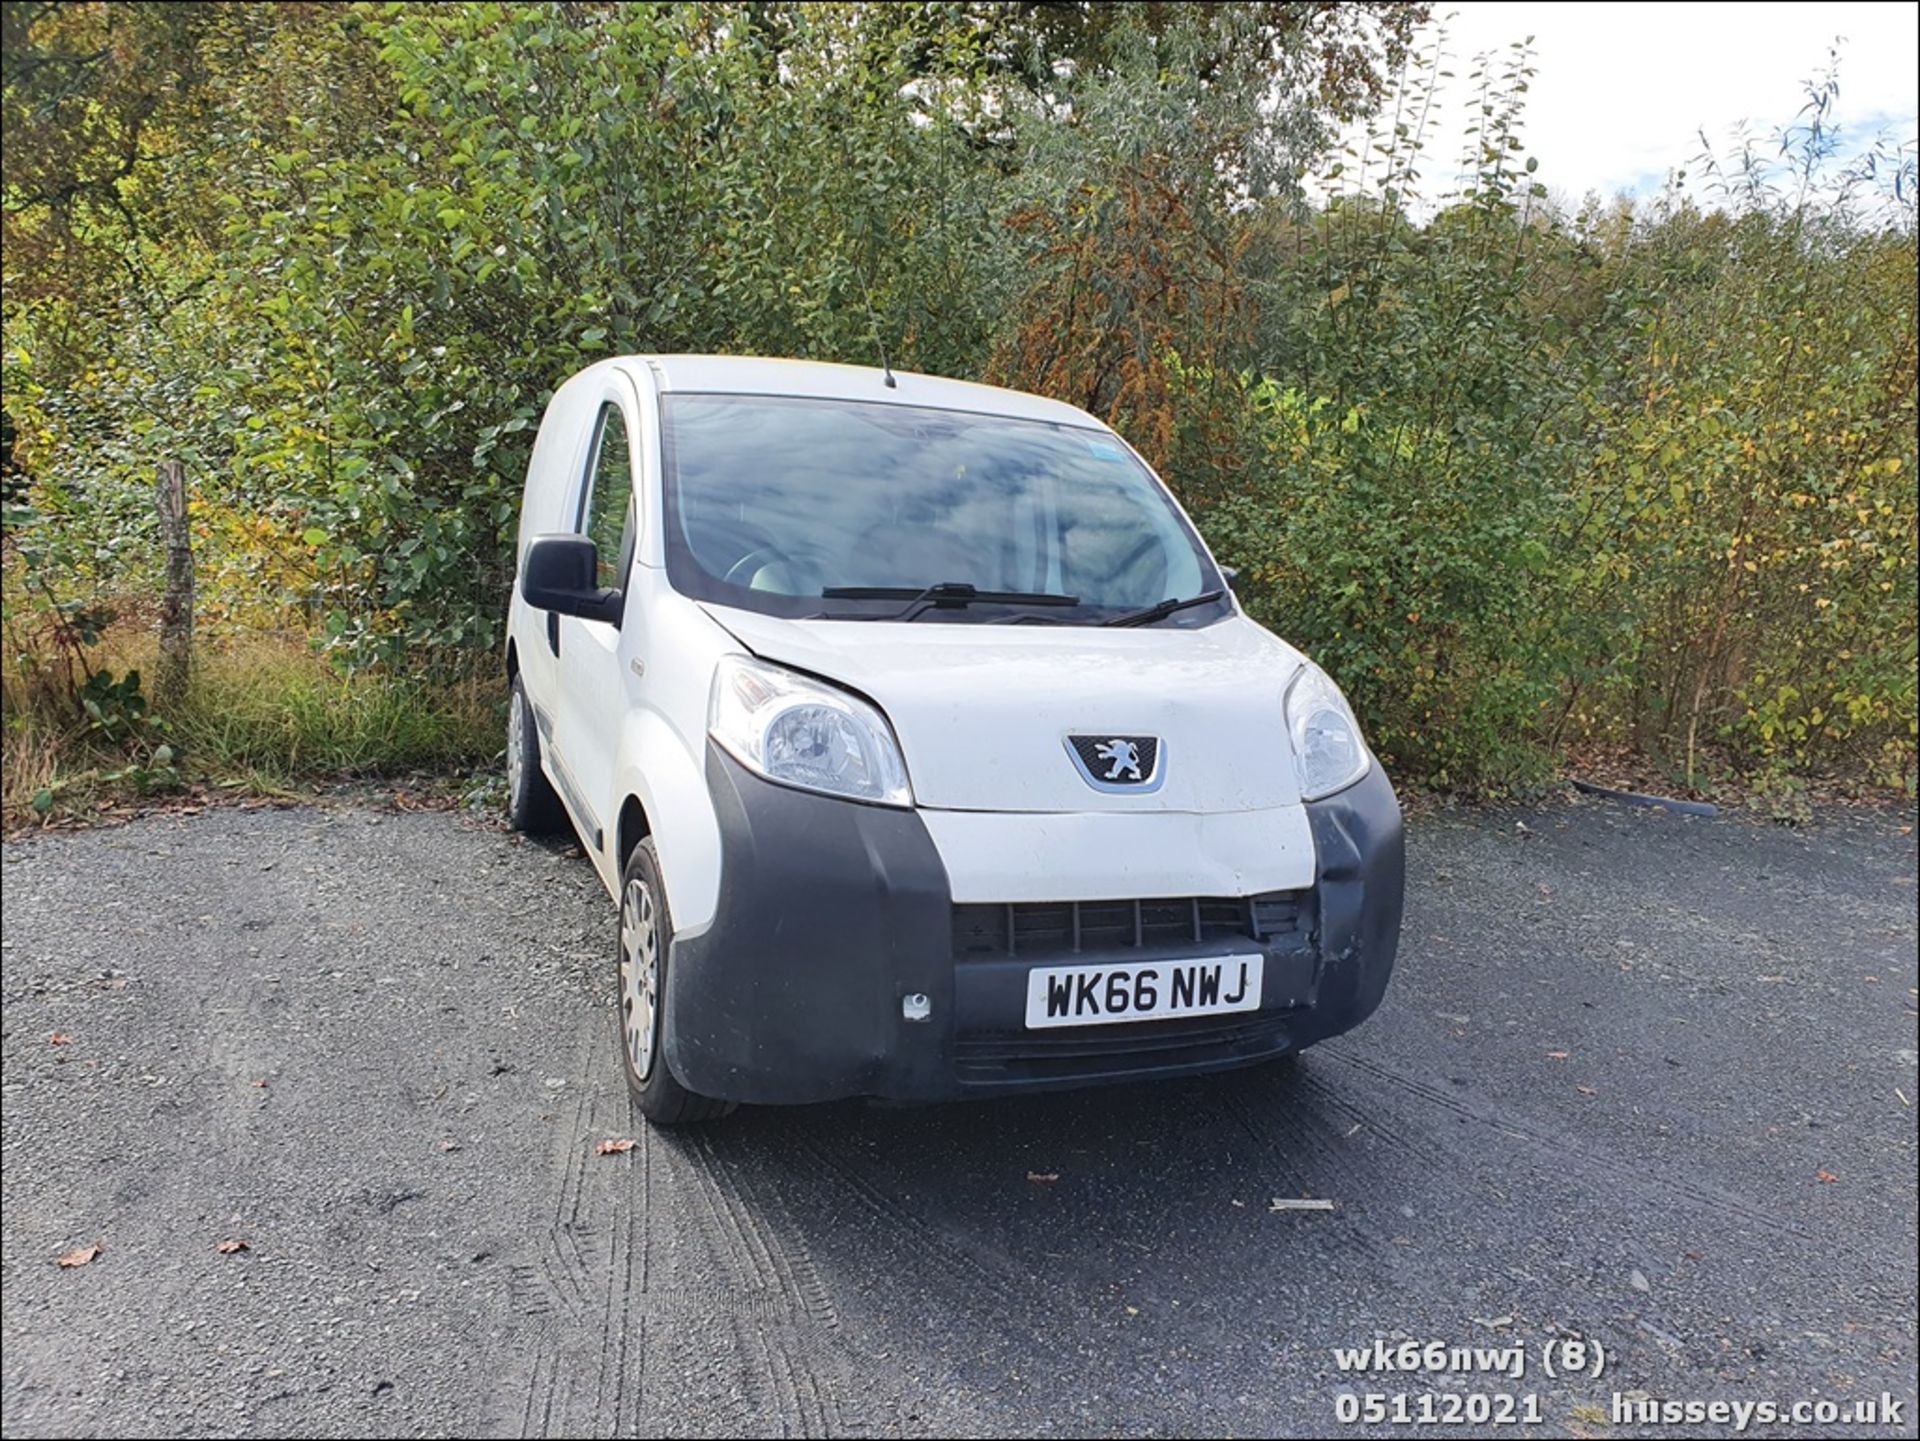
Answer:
[[1101, 588, 1226, 628], [820, 581, 1079, 623]]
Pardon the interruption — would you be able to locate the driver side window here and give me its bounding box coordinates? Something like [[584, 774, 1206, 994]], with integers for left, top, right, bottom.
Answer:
[[580, 403, 634, 589]]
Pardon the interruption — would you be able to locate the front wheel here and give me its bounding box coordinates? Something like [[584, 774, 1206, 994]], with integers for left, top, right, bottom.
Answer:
[[617, 839, 735, 1126]]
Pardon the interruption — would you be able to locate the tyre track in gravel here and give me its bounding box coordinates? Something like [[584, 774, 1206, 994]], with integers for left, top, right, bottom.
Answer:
[[1316, 1047, 1843, 1253], [490, 1025, 894, 1438], [781, 1128, 1043, 1305], [503, 1033, 619, 1437], [659, 1133, 838, 1433], [1210, 1066, 1401, 1264]]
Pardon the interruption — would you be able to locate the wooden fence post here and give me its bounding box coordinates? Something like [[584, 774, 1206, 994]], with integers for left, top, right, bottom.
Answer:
[[154, 460, 193, 705]]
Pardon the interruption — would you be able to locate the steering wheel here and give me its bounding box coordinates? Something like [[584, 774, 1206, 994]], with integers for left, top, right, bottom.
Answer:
[[1099, 534, 1168, 604], [723, 544, 794, 590]]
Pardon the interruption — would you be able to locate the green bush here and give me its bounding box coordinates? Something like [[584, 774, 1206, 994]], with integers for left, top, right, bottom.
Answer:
[[3, 4, 1912, 798]]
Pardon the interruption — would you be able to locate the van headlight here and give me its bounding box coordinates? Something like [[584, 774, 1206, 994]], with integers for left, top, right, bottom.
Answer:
[[708, 655, 913, 807], [1285, 660, 1371, 800]]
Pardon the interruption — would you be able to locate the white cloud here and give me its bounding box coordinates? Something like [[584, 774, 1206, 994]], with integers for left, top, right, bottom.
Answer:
[[1343, 1, 1918, 205]]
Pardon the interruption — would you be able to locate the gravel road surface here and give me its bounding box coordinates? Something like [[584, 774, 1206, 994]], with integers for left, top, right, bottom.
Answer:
[[2, 797, 1915, 1438]]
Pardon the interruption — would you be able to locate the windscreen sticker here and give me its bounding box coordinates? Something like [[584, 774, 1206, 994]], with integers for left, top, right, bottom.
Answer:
[[1084, 439, 1126, 461]]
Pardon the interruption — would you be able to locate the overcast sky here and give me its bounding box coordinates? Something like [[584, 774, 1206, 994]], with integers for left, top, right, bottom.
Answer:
[[1372, 1, 1919, 205]]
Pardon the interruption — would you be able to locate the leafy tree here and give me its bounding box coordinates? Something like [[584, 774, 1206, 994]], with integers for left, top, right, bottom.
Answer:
[[2, 2, 1913, 800]]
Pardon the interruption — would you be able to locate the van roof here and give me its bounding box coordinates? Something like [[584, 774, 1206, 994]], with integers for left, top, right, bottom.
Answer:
[[628, 354, 1105, 431]]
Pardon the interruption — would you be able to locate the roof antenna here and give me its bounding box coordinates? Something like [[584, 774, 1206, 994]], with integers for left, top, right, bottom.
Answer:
[[854, 260, 897, 389]]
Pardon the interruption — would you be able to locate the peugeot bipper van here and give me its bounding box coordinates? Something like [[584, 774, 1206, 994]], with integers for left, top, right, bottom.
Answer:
[[506, 356, 1403, 1124]]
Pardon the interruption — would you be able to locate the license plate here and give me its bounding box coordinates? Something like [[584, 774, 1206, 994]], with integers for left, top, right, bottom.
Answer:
[[1023, 955, 1264, 1029]]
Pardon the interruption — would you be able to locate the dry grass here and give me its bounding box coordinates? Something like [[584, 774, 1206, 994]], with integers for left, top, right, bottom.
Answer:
[[3, 630, 502, 832], [1, 712, 65, 829]]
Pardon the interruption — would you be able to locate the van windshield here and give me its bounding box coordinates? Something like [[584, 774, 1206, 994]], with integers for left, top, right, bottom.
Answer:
[[659, 393, 1227, 625]]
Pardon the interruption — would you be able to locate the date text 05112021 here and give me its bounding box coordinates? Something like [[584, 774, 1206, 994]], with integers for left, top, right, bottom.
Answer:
[[1335, 1392, 1544, 1427]]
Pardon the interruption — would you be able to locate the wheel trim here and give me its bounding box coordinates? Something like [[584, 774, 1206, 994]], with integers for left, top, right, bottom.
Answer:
[[619, 877, 661, 1081], [506, 690, 526, 802]]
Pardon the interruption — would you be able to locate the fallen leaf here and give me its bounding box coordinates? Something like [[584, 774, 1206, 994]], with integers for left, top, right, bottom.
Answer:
[[49, 1032, 72, 1046], [439, 1138, 461, 1152], [1124, 1305, 1139, 1316], [1229, 1199, 1245, 1208], [216, 1239, 250, 1255], [56, 1244, 101, 1268], [594, 1138, 636, 1156], [1815, 1169, 1840, 1183], [253, 1078, 269, 1088], [1575, 1085, 1598, 1096], [1269, 1197, 1335, 1212], [1026, 1171, 1059, 1185], [1546, 1050, 1570, 1060]]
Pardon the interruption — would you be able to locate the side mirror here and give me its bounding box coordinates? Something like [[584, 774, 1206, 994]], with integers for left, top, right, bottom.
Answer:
[[1219, 564, 1241, 593], [521, 534, 623, 625]]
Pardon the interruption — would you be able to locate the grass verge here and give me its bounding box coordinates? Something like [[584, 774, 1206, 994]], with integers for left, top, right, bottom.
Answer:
[[2, 632, 501, 832]]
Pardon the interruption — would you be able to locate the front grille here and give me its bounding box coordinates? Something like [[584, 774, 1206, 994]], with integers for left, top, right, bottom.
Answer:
[[951, 892, 1305, 960]]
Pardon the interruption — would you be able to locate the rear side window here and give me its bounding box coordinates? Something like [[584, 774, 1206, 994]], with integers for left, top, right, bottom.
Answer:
[[580, 403, 634, 588]]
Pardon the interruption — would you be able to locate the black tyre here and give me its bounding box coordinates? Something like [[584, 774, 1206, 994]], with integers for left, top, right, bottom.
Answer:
[[505, 676, 565, 834], [616, 839, 734, 1125]]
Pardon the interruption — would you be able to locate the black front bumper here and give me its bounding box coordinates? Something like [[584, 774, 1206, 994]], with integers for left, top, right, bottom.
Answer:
[[665, 746, 1405, 1105]]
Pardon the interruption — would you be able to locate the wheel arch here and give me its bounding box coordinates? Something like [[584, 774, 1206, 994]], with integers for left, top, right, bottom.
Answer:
[[617, 794, 652, 876], [609, 708, 724, 935]]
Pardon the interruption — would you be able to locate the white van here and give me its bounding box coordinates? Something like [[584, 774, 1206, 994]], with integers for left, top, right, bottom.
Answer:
[[506, 356, 1403, 1124]]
